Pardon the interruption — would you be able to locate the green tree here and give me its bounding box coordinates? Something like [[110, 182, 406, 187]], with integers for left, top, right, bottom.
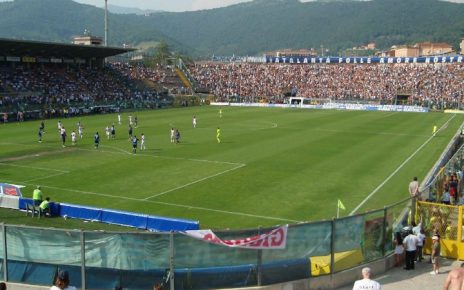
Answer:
[[153, 41, 171, 65]]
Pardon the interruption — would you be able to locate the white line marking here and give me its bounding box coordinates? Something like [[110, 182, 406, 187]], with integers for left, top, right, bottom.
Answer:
[[22, 171, 68, 183], [315, 128, 430, 138], [233, 121, 279, 131], [2, 179, 299, 223], [5, 141, 243, 167], [350, 114, 456, 215], [256, 122, 278, 130], [144, 163, 246, 200], [74, 144, 245, 166], [0, 162, 69, 173], [101, 144, 132, 155]]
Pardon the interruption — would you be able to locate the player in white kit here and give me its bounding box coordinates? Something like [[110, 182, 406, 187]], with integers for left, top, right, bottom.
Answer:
[[78, 124, 83, 139], [71, 131, 76, 145], [105, 126, 110, 140], [140, 133, 146, 150], [170, 128, 175, 143]]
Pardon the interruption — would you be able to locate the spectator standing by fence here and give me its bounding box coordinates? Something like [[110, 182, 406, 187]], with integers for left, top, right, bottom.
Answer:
[[403, 229, 419, 270], [394, 232, 404, 267], [416, 228, 426, 262], [431, 235, 441, 275], [409, 177, 420, 199]]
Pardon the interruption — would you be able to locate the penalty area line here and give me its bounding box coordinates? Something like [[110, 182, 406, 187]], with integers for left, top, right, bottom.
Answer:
[[22, 171, 69, 183], [0, 141, 243, 167], [0, 162, 69, 173], [350, 114, 456, 215]]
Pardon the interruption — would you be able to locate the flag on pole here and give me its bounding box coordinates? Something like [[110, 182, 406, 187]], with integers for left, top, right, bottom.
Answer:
[[338, 199, 346, 210]]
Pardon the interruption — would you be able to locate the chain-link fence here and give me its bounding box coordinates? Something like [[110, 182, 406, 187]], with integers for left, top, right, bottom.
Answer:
[[0, 200, 412, 290]]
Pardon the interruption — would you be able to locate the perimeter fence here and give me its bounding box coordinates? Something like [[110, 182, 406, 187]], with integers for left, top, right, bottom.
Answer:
[[0, 197, 412, 290]]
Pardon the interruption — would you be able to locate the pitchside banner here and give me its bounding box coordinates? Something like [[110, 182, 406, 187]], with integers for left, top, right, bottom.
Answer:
[[0, 183, 23, 197], [266, 56, 464, 64], [183, 225, 288, 249]]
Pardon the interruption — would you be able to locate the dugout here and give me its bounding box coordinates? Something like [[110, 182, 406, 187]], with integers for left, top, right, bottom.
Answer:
[[0, 38, 134, 69], [394, 92, 411, 105], [289, 97, 304, 106]]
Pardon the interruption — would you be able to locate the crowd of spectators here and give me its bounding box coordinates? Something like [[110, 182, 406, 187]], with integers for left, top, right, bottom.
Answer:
[[2, 61, 463, 121], [189, 62, 464, 109], [0, 63, 174, 120], [113, 62, 190, 94]]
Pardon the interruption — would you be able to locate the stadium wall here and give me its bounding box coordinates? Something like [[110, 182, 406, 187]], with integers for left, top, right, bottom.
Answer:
[[210, 102, 429, 113], [17, 198, 199, 232]]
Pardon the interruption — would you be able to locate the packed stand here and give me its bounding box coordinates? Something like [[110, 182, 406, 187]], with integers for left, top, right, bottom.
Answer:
[[0, 63, 172, 121], [112, 62, 190, 95], [189, 62, 464, 109]]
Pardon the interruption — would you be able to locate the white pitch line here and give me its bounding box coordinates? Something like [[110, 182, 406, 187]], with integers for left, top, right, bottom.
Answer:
[[256, 122, 278, 130], [100, 144, 132, 155], [22, 171, 69, 183], [1, 138, 245, 166], [151, 200, 301, 223], [2, 179, 299, 223], [0, 162, 69, 173], [315, 128, 430, 138], [144, 163, 246, 200], [350, 114, 457, 215], [22, 142, 243, 167]]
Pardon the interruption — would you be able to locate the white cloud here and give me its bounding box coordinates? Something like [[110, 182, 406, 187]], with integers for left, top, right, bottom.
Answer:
[[190, 0, 252, 11]]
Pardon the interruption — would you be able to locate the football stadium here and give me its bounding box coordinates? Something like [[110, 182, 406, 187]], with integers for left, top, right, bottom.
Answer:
[[1, 1, 464, 289]]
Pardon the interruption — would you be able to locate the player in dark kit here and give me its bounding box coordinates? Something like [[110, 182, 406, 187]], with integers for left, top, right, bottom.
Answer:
[[94, 132, 100, 149], [38, 125, 44, 143], [132, 136, 139, 154], [111, 124, 116, 139], [60, 126, 67, 147], [128, 125, 133, 140]]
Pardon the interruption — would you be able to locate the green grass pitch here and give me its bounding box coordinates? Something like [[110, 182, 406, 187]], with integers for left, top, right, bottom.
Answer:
[[0, 106, 462, 230]]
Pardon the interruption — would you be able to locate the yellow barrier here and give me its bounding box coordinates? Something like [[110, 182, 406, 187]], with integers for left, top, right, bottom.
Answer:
[[175, 68, 192, 88], [310, 249, 364, 276], [417, 201, 463, 259]]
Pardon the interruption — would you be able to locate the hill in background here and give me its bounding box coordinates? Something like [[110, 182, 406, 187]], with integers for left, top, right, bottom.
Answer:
[[0, 0, 463, 56]]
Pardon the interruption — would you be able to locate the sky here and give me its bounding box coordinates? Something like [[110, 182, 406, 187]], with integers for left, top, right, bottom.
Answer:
[[69, 0, 464, 12], [1, 0, 463, 12], [74, 0, 254, 12]]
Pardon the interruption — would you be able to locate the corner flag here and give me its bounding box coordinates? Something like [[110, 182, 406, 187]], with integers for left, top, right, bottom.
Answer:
[[337, 199, 346, 210]]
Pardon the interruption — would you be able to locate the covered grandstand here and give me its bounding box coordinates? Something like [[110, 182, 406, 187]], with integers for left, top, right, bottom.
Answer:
[[0, 39, 190, 121], [0, 38, 133, 67]]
